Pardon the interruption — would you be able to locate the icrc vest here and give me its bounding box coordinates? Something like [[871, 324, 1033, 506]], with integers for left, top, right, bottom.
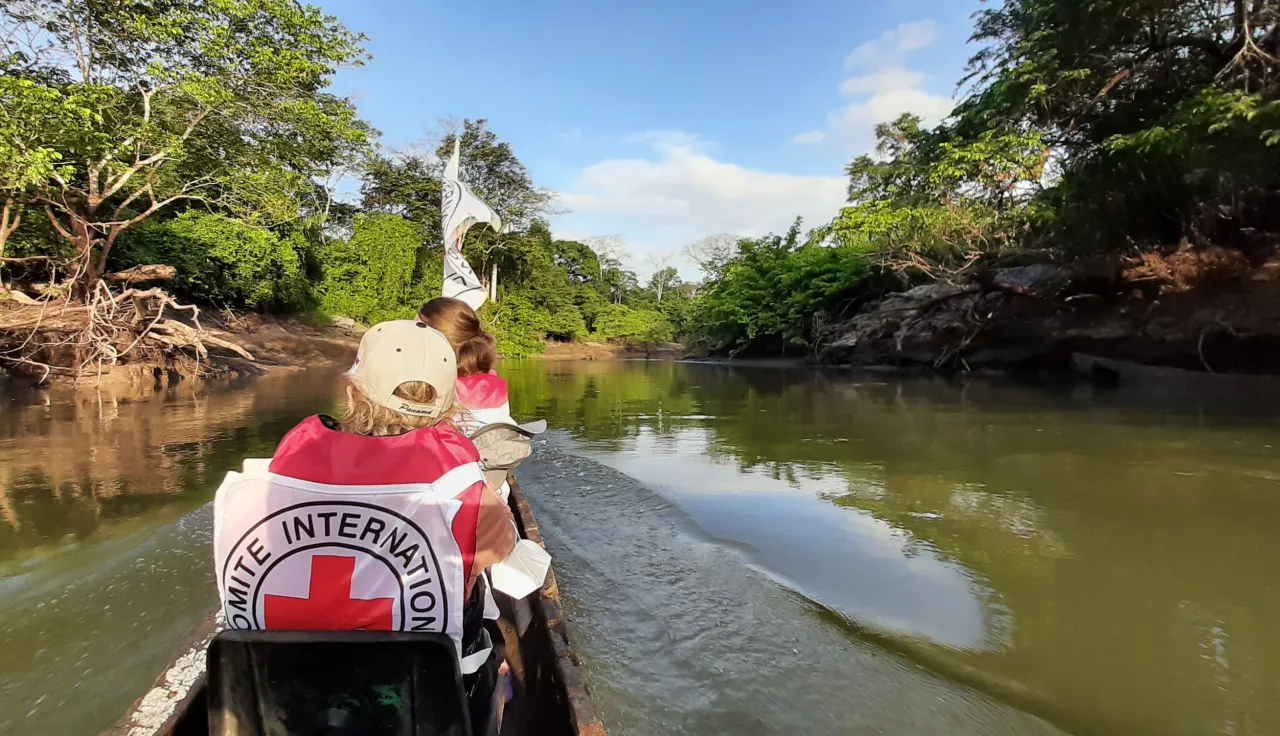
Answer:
[[455, 371, 516, 502], [212, 415, 485, 664], [455, 372, 513, 428]]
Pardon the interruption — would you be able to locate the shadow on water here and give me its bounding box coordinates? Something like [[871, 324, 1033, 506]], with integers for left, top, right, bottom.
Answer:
[[799, 598, 1093, 736]]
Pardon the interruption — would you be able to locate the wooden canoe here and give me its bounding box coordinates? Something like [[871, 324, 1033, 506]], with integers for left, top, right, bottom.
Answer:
[[107, 475, 605, 736]]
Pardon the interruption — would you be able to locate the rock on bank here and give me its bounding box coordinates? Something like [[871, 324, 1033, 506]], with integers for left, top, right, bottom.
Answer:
[[818, 249, 1280, 377]]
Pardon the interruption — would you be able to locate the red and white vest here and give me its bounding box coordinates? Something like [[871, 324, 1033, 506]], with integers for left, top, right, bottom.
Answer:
[[455, 372, 516, 500], [456, 371, 514, 429], [212, 416, 485, 665]]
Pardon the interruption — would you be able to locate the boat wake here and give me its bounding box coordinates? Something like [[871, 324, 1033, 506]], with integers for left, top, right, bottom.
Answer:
[[518, 443, 1063, 736]]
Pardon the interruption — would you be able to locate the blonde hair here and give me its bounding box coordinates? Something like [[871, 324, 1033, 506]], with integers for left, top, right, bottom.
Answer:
[[417, 297, 497, 376], [340, 378, 460, 436]]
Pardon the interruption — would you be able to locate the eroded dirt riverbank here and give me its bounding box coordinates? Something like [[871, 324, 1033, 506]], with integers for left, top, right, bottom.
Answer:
[[818, 248, 1280, 380]]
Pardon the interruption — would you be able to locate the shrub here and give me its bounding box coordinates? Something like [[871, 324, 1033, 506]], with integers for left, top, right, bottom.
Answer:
[[114, 211, 307, 310], [593, 304, 673, 344], [316, 213, 424, 324]]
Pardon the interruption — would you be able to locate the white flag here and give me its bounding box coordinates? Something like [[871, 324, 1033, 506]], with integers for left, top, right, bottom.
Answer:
[[441, 136, 502, 310]]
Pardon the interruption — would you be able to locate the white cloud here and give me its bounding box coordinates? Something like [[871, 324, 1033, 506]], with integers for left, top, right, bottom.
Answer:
[[830, 88, 954, 148], [624, 129, 709, 152], [554, 132, 847, 277], [790, 129, 827, 144], [844, 20, 939, 69], [839, 67, 925, 96], [895, 20, 941, 53], [796, 19, 954, 153]]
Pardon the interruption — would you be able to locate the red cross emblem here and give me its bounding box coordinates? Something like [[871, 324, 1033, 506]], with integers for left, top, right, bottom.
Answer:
[[263, 555, 394, 630]]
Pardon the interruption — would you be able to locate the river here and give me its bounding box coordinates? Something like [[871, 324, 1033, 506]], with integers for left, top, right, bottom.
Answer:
[[2, 360, 1279, 735]]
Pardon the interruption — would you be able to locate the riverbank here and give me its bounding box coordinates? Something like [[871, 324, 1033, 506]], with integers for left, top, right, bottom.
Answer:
[[211, 314, 359, 373], [0, 303, 360, 392], [534, 340, 684, 360], [0, 293, 694, 391], [816, 245, 1280, 380]]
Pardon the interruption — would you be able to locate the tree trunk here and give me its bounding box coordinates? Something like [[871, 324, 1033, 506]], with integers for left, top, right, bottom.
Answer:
[[85, 254, 106, 286], [490, 261, 499, 303], [65, 215, 99, 295], [0, 198, 20, 265], [90, 225, 125, 286]]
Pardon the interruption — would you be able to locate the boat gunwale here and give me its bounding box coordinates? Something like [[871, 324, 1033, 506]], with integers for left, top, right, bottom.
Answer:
[[507, 475, 606, 736]]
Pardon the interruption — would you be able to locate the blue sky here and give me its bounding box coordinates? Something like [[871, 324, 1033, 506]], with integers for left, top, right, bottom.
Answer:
[[316, 0, 985, 277]]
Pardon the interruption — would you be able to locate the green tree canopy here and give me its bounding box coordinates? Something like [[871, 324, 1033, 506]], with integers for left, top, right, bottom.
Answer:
[[360, 155, 443, 237], [0, 0, 370, 284], [956, 0, 1280, 246], [316, 213, 428, 324]]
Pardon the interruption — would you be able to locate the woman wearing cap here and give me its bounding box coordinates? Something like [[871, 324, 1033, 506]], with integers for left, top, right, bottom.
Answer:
[[212, 320, 516, 734]]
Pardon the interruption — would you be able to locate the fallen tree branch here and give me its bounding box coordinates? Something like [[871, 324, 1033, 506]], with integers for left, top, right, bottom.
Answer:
[[0, 355, 78, 381], [104, 264, 177, 285]]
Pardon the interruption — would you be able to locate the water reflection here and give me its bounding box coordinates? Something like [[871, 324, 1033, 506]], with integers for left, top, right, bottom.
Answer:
[[505, 360, 1280, 736], [4, 358, 1279, 735], [0, 369, 345, 735], [0, 371, 343, 572]]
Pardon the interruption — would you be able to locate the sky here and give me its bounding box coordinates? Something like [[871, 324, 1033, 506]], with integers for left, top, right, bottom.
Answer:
[[315, 0, 986, 278]]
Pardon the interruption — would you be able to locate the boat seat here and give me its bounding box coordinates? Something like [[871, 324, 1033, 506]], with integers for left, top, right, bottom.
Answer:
[[206, 630, 471, 736]]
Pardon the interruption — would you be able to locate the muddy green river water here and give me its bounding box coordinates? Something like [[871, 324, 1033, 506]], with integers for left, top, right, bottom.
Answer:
[[2, 360, 1279, 735]]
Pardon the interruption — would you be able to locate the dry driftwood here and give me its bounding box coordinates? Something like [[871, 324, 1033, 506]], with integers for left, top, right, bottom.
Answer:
[[148, 319, 255, 361], [4, 290, 40, 305], [29, 280, 73, 298], [105, 264, 177, 285]]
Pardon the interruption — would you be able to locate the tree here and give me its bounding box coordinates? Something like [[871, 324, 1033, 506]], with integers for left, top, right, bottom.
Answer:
[[360, 154, 443, 236], [592, 304, 672, 344], [582, 235, 628, 280], [600, 266, 639, 305], [432, 119, 554, 232], [955, 0, 1280, 247], [317, 213, 424, 324], [960, 0, 1280, 148], [648, 266, 682, 303], [114, 212, 307, 310], [426, 119, 555, 300], [0, 0, 370, 286], [0, 74, 84, 264], [482, 293, 547, 357], [828, 114, 1047, 267], [689, 220, 880, 356], [551, 239, 600, 284], [685, 233, 739, 281]]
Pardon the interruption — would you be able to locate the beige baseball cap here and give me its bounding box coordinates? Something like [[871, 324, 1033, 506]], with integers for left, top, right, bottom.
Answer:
[[347, 320, 457, 418]]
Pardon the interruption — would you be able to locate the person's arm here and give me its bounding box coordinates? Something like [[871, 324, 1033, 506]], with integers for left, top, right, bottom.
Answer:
[[470, 482, 517, 586]]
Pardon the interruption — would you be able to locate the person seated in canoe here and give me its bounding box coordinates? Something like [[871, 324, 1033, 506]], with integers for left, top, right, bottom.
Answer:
[[418, 296, 546, 500], [212, 320, 521, 734]]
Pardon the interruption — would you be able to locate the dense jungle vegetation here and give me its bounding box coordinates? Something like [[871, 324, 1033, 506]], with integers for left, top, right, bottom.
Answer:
[[2, 0, 1277, 363]]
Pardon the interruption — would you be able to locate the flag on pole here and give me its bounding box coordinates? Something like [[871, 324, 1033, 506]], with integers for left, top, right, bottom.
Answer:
[[440, 136, 502, 310]]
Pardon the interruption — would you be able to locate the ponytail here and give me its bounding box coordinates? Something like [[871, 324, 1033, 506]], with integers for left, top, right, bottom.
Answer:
[[455, 331, 497, 376], [418, 297, 498, 376]]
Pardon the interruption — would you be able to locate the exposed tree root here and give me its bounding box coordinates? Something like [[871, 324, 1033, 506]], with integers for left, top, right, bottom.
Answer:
[[0, 282, 256, 385]]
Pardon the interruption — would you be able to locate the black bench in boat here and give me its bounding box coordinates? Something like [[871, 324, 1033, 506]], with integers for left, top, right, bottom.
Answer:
[[107, 476, 605, 736]]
